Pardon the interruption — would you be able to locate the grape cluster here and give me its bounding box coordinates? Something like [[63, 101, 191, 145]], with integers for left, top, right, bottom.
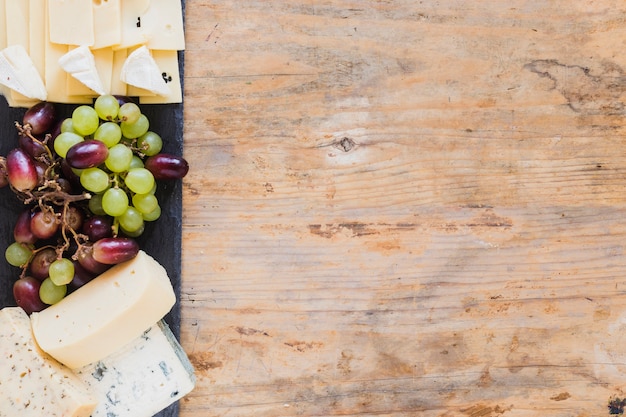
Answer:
[[0, 96, 189, 314]]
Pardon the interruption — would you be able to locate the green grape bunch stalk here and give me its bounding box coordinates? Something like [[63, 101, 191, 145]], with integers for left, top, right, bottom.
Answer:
[[0, 96, 189, 315]]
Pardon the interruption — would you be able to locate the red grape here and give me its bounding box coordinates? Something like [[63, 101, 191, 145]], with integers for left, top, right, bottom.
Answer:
[[18, 134, 48, 158], [144, 153, 189, 180], [14, 209, 37, 244], [76, 243, 110, 274], [30, 210, 59, 240], [29, 247, 56, 280], [6, 148, 38, 191], [23, 102, 57, 135], [13, 277, 46, 314], [62, 206, 85, 232], [92, 237, 139, 264], [68, 260, 97, 291], [82, 215, 113, 241], [65, 140, 109, 169]]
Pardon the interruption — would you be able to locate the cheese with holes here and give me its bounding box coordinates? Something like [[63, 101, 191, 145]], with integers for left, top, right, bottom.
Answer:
[[121, 45, 170, 95], [116, 0, 151, 50], [75, 320, 196, 417], [31, 250, 176, 369], [0, 45, 47, 100], [140, 49, 182, 104], [141, 0, 185, 50], [0, 307, 97, 417], [59, 45, 105, 95]]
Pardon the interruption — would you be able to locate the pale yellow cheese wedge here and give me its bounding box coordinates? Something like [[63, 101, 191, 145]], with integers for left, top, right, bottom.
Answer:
[[31, 250, 176, 369], [0, 307, 97, 417]]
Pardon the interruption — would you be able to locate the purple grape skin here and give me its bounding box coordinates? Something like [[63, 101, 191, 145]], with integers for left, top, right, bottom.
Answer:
[[144, 153, 189, 180], [14, 209, 37, 245], [68, 260, 97, 291], [18, 134, 48, 158], [65, 140, 109, 169], [23, 102, 57, 135], [13, 277, 47, 314], [30, 210, 59, 240], [6, 148, 38, 191], [82, 215, 113, 241], [92, 237, 139, 264], [76, 243, 111, 275], [29, 248, 56, 281]]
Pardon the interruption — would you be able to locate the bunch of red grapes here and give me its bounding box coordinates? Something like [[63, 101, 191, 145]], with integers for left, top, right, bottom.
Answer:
[[0, 96, 188, 314]]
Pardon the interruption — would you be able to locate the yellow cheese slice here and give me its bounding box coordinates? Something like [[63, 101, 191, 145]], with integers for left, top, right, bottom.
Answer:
[[141, 0, 186, 50], [31, 250, 176, 369], [92, 0, 121, 49], [5, 0, 29, 49], [47, 0, 94, 46], [29, 0, 46, 77], [110, 48, 128, 96], [93, 47, 114, 94], [115, 0, 151, 50]]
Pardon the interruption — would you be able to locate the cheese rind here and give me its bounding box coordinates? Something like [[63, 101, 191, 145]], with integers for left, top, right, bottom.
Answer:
[[75, 320, 196, 417], [0, 307, 97, 417], [31, 250, 176, 369]]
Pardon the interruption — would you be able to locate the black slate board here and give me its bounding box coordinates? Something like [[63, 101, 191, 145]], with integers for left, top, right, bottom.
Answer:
[[0, 55, 185, 417]]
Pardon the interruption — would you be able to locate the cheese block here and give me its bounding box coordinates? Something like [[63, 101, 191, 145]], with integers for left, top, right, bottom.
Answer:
[[0, 45, 47, 100], [47, 0, 94, 46], [120, 45, 171, 96], [31, 250, 176, 369], [59, 45, 106, 95], [0, 307, 97, 417], [75, 320, 196, 417]]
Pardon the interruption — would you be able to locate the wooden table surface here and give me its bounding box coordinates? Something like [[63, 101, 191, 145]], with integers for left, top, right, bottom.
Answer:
[[179, 1, 626, 415]]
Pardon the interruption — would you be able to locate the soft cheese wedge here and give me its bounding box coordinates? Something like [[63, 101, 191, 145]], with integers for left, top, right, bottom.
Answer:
[[0, 45, 47, 100], [59, 45, 106, 95], [0, 307, 97, 417], [75, 320, 196, 417], [121, 45, 171, 96], [31, 250, 176, 369]]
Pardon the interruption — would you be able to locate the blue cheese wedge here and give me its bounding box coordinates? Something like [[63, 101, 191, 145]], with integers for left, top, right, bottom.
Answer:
[[0, 307, 97, 417], [74, 320, 196, 417]]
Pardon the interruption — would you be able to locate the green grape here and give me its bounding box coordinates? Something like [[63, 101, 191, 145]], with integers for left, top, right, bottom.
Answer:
[[80, 167, 110, 193], [142, 204, 161, 222], [124, 168, 155, 194], [120, 114, 149, 139], [54, 132, 84, 158], [102, 187, 129, 217], [105, 143, 133, 172], [129, 155, 144, 169], [39, 278, 67, 305], [5, 242, 32, 267], [88, 193, 107, 215], [120, 224, 145, 238], [137, 131, 162, 156], [118, 206, 144, 233], [94, 122, 122, 148], [94, 94, 120, 121], [72, 105, 100, 136], [60, 117, 76, 133], [117, 102, 141, 124], [132, 193, 158, 214], [48, 258, 74, 286]]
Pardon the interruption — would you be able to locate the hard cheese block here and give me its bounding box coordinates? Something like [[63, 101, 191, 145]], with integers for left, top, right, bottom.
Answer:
[[75, 320, 196, 417], [0, 307, 97, 417], [31, 250, 176, 369]]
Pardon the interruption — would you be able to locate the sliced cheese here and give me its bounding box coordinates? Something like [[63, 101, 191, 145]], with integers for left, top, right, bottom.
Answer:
[[29, 0, 46, 77], [110, 48, 128, 96], [75, 320, 196, 417], [140, 49, 182, 104], [115, 0, 151, 50], [47, 0, 94, 46], [0, 307, 97, 417], [141, 0, 186, 50], [31, 250, 176, 369], [0, 45, 47, 100], [59, 45, 106, 95], [120, 45, 170, 96], [92, 47, 114, 94], [92, 0, 121, 49], [5, 0, 29, 49]]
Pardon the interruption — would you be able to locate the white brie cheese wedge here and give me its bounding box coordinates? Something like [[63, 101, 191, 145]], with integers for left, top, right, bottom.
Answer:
[[0, 45, 47, 100], [58, 45, 106, 95], [120, 45, 170, 96]]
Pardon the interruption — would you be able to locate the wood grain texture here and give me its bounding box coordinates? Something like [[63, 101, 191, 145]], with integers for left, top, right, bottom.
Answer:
[[179, 1, 626, 415]]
